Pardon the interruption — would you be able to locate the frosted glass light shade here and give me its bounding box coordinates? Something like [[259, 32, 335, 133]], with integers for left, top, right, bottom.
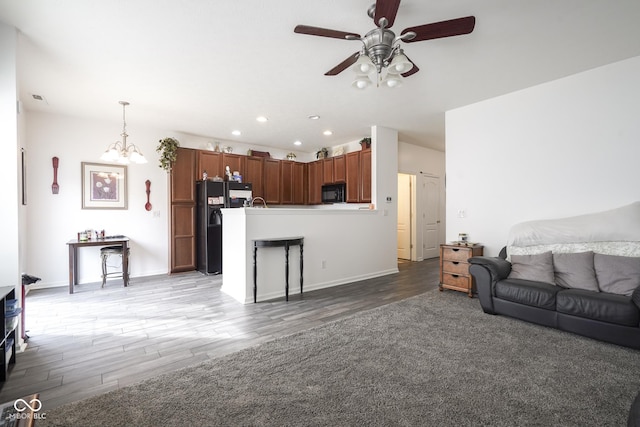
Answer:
[[388, 53, 412, 74], [352, 54, 375, 74]]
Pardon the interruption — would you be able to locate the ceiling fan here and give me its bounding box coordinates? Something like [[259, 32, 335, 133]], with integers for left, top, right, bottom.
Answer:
[[294, 0, 475, 88]]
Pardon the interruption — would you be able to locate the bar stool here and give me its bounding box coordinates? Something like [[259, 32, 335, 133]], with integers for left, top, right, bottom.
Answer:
[[100, 245, 130, 287]]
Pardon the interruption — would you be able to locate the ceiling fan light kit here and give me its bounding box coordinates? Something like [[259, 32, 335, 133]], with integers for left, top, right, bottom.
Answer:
[[294, 0, 475, 89]]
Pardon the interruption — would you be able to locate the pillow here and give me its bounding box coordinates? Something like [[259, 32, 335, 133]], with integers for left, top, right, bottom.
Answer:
[[594, 254, 640, 296], [553, 251, 599, 291], [508, 251, 555, 284]]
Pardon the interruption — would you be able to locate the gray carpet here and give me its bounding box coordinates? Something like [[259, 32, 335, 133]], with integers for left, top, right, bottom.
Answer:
[[40, 290, 640, 426]]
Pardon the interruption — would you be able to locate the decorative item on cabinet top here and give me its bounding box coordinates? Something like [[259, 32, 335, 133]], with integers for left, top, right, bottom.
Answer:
[[286, 152, 297, 160], [316, 147, 329, 159], [247, 149, 271, 158], [360, 137, 371, 149]]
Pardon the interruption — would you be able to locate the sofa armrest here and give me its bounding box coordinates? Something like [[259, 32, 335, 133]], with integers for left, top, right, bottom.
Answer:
[[468, 257, 512, 314], [468, 256, 512, 280]]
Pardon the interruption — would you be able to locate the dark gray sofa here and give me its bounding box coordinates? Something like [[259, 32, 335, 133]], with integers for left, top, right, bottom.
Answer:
[[468, 254, 640, 350]]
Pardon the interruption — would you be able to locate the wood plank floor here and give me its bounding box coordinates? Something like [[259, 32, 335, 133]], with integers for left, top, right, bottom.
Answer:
[[0, 258, 440, 410]]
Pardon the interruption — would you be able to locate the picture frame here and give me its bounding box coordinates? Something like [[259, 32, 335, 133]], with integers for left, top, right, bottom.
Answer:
[[81, 162, 127, 209]]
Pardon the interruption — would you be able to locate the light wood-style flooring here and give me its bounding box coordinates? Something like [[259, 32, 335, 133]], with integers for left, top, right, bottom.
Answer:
[[0, 259, 439, 410]]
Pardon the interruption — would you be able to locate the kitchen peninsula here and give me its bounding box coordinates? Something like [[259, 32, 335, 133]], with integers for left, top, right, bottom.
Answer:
[[221, 206, 397, 304]]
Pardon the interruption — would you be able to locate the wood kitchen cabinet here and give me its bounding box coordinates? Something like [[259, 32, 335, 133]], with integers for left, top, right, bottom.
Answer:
[[222, 153, 243, 177], [360, 148, 372, 203], [263, 158, 281, 204], [244, 156, 264, 199], [197, 151, 222, 180], [345, 149, 371, 203], [280, 160, 294, 204], [345, 152, 361, 203], [292, 162, 306, 204], [322, 158, 334, 184], [170, 148, 197, 272], [308, 160, 322, 204], [333, 155, 346, 182]]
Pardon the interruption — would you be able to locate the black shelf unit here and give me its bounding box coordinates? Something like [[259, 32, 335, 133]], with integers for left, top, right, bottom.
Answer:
[[0, 286, 19, 385]]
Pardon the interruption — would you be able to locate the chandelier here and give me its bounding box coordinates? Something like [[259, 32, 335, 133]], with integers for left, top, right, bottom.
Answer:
[[100, 101, 148, 164], [348, 18, 416, 89]]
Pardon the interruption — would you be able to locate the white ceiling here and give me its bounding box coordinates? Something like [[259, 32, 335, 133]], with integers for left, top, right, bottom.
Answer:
[[2, 0, 640, 153]]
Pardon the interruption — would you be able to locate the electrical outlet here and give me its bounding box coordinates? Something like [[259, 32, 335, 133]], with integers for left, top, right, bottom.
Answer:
[[457, 209, 466, 218], [153, 210, 161, 218]]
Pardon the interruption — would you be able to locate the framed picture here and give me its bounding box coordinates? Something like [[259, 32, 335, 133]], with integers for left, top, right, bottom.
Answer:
[[81, 162, 127, 209]]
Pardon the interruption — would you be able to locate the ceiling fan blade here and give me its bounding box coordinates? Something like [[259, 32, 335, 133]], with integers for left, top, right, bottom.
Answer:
[[401, 16, 475, 42], [325, 53, 360, 76], [374, 0, 401, 28], [294, 25, 360, 40], [401, 55, 419, 78]]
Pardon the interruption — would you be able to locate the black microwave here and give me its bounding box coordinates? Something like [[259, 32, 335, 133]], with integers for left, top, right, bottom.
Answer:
[[321, 183, 346, 203]]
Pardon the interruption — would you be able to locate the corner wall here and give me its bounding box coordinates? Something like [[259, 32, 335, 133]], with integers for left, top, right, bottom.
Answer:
[[0, 24, 20, 288], [445, 55, 640, 256]]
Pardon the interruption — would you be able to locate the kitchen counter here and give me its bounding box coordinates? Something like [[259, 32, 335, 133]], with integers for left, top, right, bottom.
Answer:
[[221, 207, 396, 304]]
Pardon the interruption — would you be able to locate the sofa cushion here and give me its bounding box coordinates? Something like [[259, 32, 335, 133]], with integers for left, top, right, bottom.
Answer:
[[594, 254, 640, 296], [508, 251, 555, 284], [553, 251, 599, 291], [557, 289, 639, 327], [495, 278, 560, 310]]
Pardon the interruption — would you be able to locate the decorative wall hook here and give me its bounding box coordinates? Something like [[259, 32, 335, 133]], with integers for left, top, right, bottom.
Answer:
[[52, 157, 59, 194]]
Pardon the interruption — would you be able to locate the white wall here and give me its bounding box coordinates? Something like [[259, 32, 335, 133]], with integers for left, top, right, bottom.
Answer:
[[446, 55, 640, 256], [25, 112, 172, 286], [0, 23, 20, 289]]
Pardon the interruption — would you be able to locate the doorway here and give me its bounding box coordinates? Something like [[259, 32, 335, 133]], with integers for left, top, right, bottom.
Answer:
[[397, 173, 414, 260]]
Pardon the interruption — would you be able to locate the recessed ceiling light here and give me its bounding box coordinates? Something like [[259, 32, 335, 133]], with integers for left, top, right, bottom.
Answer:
[[256, 116, 268, 123], [323, 130, 333, 136], [308, 115, 320, 120], [231, 130, 241, 136], [294, 141, 302, 146]]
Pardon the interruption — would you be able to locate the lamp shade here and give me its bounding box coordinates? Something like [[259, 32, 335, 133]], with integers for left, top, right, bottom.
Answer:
[[387, 52, 413, 74], [382, 72, 403, 88], [352, 54, 375, 74], [352, 73, 373, 89]]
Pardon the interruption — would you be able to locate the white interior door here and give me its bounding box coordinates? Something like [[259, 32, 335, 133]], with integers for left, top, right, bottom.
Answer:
[[397, 174, 412, 260], [422, 175, 440, 259]]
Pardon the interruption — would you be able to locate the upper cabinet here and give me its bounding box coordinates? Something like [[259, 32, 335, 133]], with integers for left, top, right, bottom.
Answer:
[[172, 148, 197, 203], [244, 156, 264, 199], [360, 149, 372, 203], [322, 158, 334, 184], [263, 158, 281, 204], [333, 155, 346, 183], [221, 153, 243, 178], [197, 151, 221, 181], [308, 160, 322, 204]]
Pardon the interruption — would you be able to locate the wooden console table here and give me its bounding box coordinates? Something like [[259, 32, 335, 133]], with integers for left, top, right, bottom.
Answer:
[[252, 237, 304, 303], [66, 236, 130, 294]]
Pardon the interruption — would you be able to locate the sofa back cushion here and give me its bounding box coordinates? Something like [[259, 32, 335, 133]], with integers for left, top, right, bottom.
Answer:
[[594, 254, 640, 296], [553, 251, 599, 292], [508, 251, 555, 284]]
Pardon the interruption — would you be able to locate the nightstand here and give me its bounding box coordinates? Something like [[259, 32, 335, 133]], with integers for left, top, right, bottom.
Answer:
[[439, 244, 484, 297]]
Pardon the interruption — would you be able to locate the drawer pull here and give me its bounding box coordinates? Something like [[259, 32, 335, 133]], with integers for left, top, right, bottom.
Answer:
[[452, 261, 459, 265], [452, 248, 460, 252], [451, 274, 459, 278]]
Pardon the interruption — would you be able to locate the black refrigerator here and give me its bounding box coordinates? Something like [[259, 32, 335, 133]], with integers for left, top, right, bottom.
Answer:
[[196, 181, 224, 275]]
